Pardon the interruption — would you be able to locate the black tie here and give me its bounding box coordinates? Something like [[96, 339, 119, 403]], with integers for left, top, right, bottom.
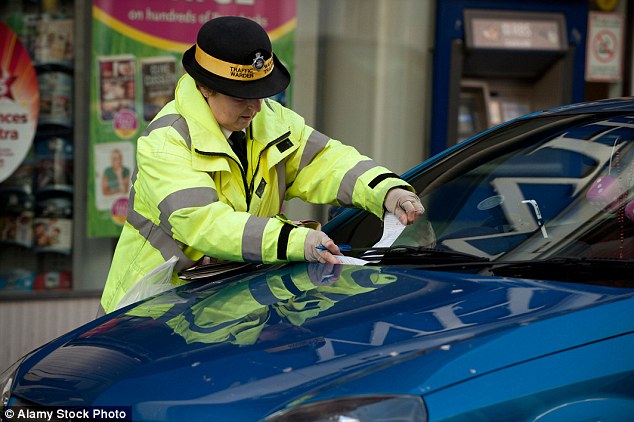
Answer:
[[229, 131, 248, 170]]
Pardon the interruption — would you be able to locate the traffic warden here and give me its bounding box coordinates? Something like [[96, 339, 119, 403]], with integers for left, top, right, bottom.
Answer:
[[101, 16, 424, 314]]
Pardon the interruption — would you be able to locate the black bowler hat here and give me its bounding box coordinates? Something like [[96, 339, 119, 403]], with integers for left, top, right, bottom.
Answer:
[[182, 16, 290, 99]]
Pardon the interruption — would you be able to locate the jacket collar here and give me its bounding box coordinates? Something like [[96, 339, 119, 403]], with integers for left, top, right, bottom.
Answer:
[[175, 75, 229, 154], [175, 75, 297, 171]]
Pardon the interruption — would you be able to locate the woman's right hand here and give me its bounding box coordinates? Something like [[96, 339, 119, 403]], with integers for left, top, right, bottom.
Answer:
[[304, 230, 342, 264]]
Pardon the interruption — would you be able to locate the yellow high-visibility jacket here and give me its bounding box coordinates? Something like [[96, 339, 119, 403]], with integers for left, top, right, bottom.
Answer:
[[101, 74, 413, 313]]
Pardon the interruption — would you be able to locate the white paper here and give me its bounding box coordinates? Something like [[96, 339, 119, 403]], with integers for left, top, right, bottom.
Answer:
[[332, 213, 407, 266], [335, 255, 370, 266], [373, 212, 406, 247]]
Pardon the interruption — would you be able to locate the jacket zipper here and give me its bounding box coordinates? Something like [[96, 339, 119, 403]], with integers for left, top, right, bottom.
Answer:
[[194, 149, 251, 205], [246, 131, 291, 211], [194, 130, 291, 211]]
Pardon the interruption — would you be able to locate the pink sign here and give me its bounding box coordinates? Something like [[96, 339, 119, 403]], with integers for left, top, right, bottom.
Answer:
[[0, 23, 39, 183], [93, 0, 297, 50]]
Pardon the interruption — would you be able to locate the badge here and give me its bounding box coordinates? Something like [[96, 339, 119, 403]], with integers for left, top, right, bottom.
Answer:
[[255, 178, 267, 198], [276, 138, 293, 153], [252, 52, 265, 71]]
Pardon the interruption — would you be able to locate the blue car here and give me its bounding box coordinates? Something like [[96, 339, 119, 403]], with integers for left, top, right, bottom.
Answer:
[[2, 98, 634, 421]]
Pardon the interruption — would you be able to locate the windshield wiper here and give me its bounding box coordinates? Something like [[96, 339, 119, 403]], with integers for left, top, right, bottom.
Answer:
[[356, 245, 490, 265], [352, 245, 633, 285]]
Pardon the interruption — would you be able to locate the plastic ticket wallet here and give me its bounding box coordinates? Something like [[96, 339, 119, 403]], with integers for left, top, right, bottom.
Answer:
[[115, 256, 178, 310]]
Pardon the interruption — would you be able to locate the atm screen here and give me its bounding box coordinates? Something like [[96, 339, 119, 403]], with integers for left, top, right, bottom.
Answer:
[[458, 98, 478, 139], [458, 83, 490, 141]]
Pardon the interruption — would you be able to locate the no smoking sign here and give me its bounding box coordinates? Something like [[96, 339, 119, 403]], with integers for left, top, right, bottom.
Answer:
[[585, 12, 623, 82], [593, 29, 617, 63]]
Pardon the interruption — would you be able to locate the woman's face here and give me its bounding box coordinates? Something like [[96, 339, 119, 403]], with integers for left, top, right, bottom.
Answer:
[[206, 91, 262, 132], [111, 150, 123, 169]]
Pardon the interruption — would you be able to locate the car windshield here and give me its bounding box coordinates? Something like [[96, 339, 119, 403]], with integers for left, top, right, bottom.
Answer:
[[328, 113, 634, 285]]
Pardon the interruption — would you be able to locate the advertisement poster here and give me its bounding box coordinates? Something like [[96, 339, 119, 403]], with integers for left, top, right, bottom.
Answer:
[[0, 23, 39, 184], [89, 0, 297, 237]]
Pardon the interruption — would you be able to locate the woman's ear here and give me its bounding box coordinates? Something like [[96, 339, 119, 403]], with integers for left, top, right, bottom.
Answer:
[[197, 85, 211, 98]]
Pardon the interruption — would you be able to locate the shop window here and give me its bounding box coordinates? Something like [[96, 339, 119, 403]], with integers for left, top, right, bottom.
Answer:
[[1, 0, 75, 294]]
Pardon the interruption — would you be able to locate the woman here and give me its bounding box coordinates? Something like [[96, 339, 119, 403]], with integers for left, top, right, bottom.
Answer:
[[101, 16, 424, 314]]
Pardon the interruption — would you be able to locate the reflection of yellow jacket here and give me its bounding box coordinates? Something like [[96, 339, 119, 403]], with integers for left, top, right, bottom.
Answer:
[[102, 74, 412, 313], [127, 265, 398, 346]]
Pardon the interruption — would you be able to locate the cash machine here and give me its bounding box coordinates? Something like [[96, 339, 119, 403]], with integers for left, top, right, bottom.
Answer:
[[430, 0, 588, 154]]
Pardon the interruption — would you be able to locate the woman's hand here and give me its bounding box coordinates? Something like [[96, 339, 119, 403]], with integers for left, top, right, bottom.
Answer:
[[384, 188, 425, 225], [304, 230, 342, 264]]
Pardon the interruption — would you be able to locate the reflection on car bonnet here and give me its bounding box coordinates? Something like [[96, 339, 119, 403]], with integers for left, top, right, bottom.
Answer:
[[125, 265, 398, 347]]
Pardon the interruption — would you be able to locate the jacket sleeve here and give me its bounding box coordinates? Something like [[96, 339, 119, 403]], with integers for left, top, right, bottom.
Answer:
[[283, 117, 414, 219]]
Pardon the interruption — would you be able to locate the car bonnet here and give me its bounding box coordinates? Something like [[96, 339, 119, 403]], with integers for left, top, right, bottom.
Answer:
[[11, 263, 633, 417]]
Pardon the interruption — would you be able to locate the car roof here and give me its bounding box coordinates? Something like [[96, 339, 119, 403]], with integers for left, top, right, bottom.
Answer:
[[536, 96, 634, 116]]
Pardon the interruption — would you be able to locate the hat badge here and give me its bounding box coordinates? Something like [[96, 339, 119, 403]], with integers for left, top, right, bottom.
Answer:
[[252, 52, 265, 71]]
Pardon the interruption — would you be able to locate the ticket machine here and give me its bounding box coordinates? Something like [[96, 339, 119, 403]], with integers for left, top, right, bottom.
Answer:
[[430, 1, 588, 154]]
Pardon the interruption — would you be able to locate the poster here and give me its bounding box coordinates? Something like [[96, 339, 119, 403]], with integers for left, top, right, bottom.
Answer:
[[0, 23, 39, 184], [88, 0, 297, 237]]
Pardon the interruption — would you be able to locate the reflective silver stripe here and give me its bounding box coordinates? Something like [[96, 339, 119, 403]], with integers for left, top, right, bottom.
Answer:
[[275, 161, 286, 210], [248, 278, 279, 305], [242, 215, 268, 262], [157, 187, 219, 234], [298, 129, 330, 173], [337, 160, 380, 206], [128, 173, 137, 206], [122, 114, 200, 271], [126, 200, 195, 271], [130, 166, 138, 185], [144, 114, 192, 150]]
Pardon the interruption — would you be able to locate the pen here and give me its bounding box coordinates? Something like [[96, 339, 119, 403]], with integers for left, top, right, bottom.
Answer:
[[316, 244, 352, 251]]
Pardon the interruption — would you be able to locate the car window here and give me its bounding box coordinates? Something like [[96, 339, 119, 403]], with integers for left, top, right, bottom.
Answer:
[[329, 113, 634, 265]]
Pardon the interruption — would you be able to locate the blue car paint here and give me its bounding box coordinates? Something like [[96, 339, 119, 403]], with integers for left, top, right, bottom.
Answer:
[[10, 263, 634, 421], [425, 331, 634, 421]]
